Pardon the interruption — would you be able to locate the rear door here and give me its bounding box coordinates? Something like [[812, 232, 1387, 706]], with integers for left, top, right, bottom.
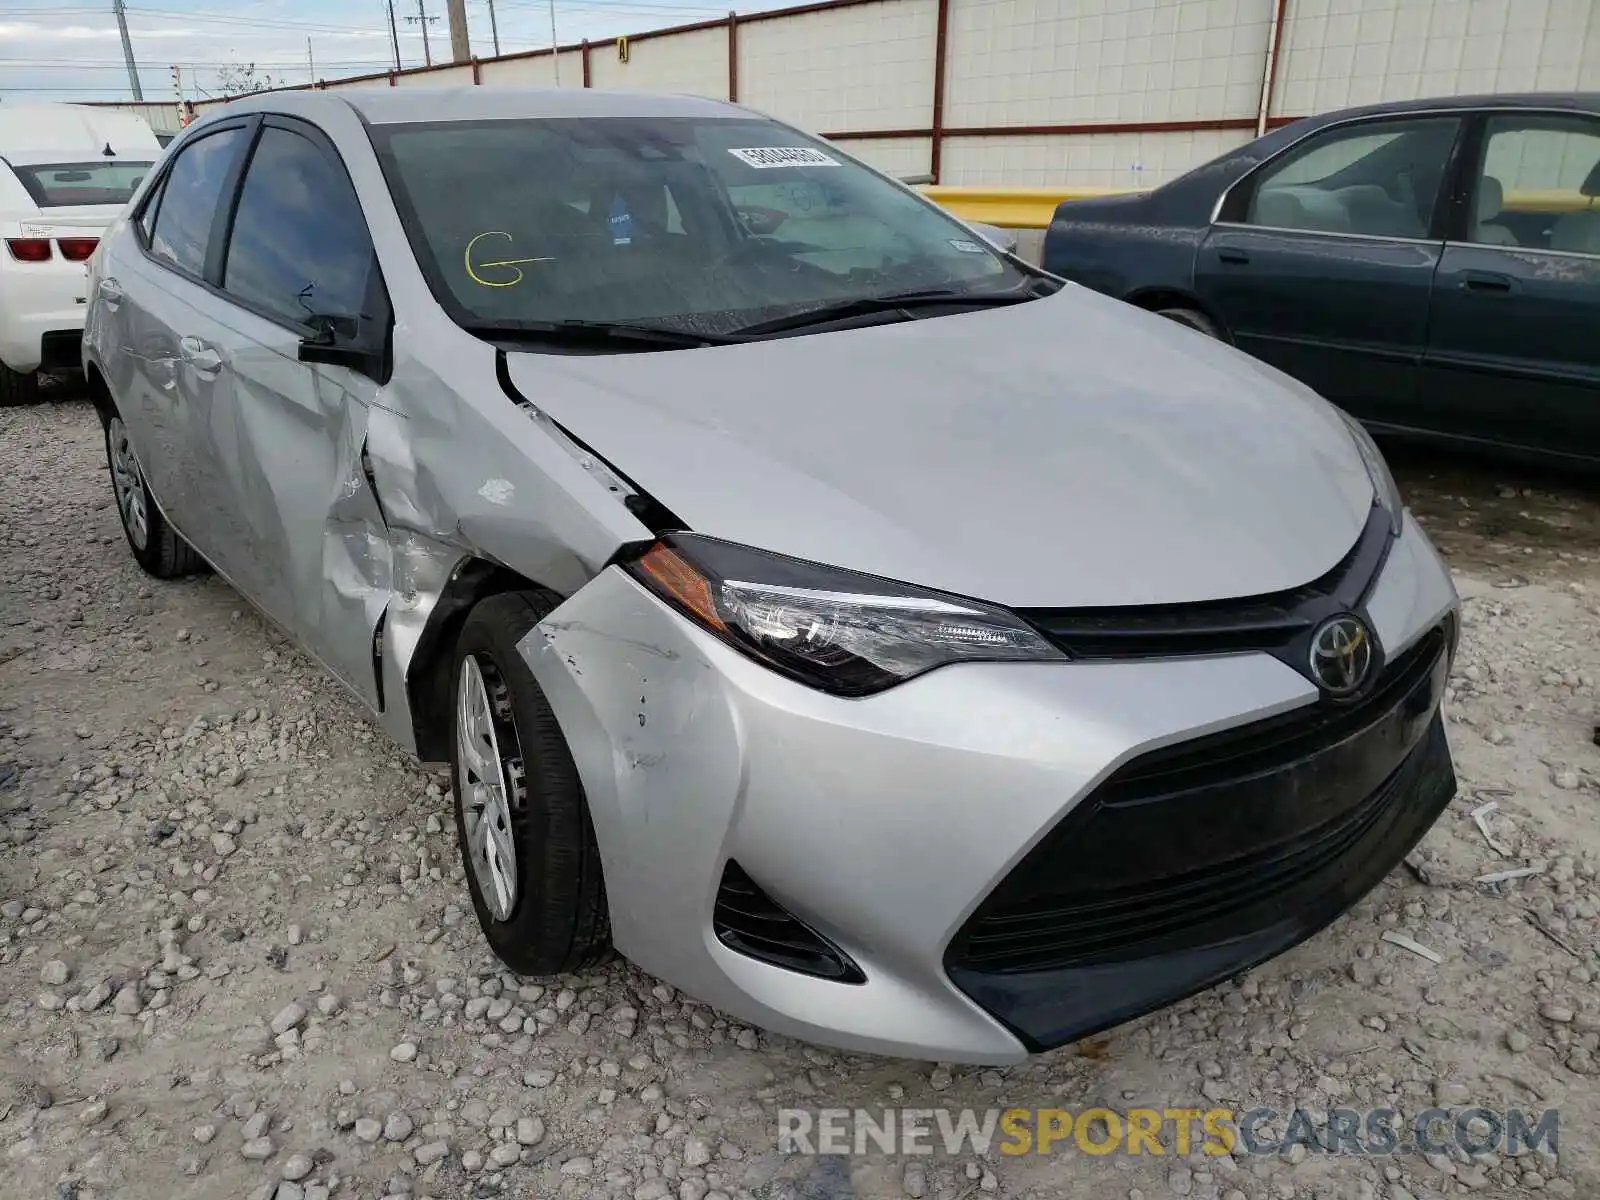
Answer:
[[1421, 110, 1600, 459], [1194, 115, 1465, 427], [199, 116, 393, 708], [104, 121, 252, 535]]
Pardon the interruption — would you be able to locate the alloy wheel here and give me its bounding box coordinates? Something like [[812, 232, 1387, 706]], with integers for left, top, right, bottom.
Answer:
[[456, 654, 525, 922], [108, 417, 149, 551]]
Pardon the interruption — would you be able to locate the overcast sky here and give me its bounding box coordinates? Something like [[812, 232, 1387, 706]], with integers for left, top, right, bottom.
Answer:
[[1, 0, 783, 103]]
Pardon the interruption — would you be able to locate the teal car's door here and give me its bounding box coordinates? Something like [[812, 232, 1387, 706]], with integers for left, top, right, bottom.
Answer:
[[1421, 111, 1600, 462], [1194, 115, 1464, 427]]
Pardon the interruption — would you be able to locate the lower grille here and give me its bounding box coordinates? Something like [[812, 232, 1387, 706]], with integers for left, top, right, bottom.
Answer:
[[949, 625, 1449, 975], [713, 861, 864, 984]]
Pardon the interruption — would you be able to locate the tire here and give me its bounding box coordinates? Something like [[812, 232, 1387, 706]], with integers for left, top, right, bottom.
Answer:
[[1155, 306, 1222, 339], [450, 590, 612, 976], [0, 363, 39, 408], [104, 413, 206, 578]]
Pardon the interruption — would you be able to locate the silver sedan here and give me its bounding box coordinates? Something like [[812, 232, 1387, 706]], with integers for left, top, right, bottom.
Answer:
[[82, 88, 1459, 1064]]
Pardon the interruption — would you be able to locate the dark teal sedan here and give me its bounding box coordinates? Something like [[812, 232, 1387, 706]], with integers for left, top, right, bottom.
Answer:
[[1042, 93, 1600, 468]]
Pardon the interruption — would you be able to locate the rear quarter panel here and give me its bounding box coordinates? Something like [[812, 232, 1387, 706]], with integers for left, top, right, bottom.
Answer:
[[1041, 192, 1207, 307]]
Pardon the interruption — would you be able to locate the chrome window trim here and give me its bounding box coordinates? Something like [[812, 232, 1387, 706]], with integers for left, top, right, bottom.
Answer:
[[1210, 221, 1442, 247], [1207, 104, 1596, 228], [1443, 239, 1600, 263]]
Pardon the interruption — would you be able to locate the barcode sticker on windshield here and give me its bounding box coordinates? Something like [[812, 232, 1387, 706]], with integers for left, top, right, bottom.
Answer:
[[727, 146, 840, 169]]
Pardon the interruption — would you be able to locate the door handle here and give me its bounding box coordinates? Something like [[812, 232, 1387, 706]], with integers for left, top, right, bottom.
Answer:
[[1460, 270, 1515, 294], [1218, 249, 1251, 265], [179, 336, 223, 377], [97, 277, 124, 308]]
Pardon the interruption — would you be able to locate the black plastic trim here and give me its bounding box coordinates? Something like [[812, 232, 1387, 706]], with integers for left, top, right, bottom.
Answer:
[[946, 631, 1455, 1053], [713, 861, 865, 984], [1016, 502, 1394, 694]]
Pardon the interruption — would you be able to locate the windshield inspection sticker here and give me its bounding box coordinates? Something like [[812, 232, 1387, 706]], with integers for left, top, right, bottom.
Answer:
[[948, 238, 988, 253], [727, 146, 840, 169]]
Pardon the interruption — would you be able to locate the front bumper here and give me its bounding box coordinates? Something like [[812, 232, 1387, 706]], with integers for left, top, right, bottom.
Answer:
[[523, 511, 1458, 1064]]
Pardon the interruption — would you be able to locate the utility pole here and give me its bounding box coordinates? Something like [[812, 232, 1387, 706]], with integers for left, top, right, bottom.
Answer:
[[487, 0, 500, 56], [307, 37, 315, 85], [548, 0, 559, 85], [446, 0, 470, 63], [405, 0, 437, 67], [112, 0, 143, 101], [386, 0, 402, 71]]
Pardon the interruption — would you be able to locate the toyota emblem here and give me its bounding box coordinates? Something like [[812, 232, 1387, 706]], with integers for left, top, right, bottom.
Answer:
[[1309, 615, 1374, 696]]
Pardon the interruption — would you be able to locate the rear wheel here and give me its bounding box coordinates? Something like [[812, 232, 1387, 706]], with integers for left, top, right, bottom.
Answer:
[[1155, 307, 1221, 339], [450, 590, 612, 976], [105, 415, 205, 578], [0, 363, 39, 408]]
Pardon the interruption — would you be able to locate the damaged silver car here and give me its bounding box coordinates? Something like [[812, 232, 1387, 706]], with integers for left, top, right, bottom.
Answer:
[[83, 89, 1461, 1064]]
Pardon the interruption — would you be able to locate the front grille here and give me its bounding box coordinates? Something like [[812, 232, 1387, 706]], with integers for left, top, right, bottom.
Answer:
[[948, 625, 1448, 975], [713, 861, 865, 984], [1017, 503, 1393, 663]]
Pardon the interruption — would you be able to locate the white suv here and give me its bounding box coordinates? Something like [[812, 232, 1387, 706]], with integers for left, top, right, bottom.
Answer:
[[0, 104, 160, 405]]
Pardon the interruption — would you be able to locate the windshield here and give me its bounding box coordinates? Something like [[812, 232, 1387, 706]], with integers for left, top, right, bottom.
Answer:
[[369, 116, 1029, 339], [10, 160, 154, 208]]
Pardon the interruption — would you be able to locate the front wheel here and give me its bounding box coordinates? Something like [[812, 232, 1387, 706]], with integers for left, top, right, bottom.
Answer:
[[105, 414, 205, 578], [450, 590, 612, 976]]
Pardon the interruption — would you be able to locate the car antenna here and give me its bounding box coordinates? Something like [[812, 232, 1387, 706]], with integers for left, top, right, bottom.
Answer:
[[102, 142, 115, 157]]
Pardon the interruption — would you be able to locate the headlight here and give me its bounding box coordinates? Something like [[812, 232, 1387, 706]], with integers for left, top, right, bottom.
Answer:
[[622, 535, 1065, 696], [1341, 412, 1403, 535]]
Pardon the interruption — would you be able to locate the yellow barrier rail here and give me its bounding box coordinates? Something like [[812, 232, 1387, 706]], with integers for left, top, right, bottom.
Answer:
[[921, 184, 1598, 228], [919, 186, 1138, 229]]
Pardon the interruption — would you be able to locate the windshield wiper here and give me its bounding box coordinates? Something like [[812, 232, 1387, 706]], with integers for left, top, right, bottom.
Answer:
[[729, 286, 1039, 338], [463, 320, 741, 349]]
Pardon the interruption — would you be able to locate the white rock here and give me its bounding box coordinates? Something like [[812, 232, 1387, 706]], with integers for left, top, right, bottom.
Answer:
[[194, 1124, 217, 1144], [270, 1002, 307, 1035], [383, 1112, 414, 1142], [212, 832, 238, 857], [682, 1136, 712, 1167], [413, 1140, 449, 1165], [39, 960, 70, 987], [516, 1116, 544, 1146], [389, 1042, 417, 1063], [281, 1153, 314, 1181], [353, 1118, 382, 1143]]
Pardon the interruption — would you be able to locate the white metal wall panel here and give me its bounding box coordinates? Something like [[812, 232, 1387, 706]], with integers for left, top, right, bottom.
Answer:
[[475, 49, 586, 87], [945, 0, 1275, 128], [829, 135, 935, 178], [324, 76, 390, 92], [588, 26, 727, 96], [1274, 0, 1599, 117], [940, 127, 1256, 186], [394, 64, 476, 88], [737, 0, 938, 133]]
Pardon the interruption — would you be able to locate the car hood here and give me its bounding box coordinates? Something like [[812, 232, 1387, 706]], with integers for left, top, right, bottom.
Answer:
[[504, 285, 1375, 608]]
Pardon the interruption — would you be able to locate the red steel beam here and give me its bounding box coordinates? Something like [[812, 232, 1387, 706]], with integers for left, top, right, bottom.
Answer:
[[930, 0, 950, 182]]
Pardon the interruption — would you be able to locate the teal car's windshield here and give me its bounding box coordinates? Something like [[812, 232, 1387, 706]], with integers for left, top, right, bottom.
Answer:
[[370, 116, 1030, 337]]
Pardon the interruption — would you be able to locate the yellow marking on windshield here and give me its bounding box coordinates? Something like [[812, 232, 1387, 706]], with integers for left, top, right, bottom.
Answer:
[[464, 230, 555, 288]]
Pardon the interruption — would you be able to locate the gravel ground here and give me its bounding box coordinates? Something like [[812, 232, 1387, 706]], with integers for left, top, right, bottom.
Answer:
[[2, 397, 1599, 1200]]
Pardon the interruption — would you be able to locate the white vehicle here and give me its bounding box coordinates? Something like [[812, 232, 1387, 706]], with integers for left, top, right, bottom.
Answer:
[[0, 104, 160, 405]]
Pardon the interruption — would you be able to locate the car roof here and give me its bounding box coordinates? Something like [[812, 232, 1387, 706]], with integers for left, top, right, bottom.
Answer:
[[1297, 92, 1600, 124], [214, 87, 751, 127]]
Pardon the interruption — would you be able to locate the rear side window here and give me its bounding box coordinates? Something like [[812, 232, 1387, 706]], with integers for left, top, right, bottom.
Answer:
[[221, 125, 374, 328], [136, 171, 167, 244], [149, 127, 248, 277], [11, 160, 154, 208]]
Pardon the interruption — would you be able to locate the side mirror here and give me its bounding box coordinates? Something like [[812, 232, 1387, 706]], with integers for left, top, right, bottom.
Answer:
[[298, 313, 385, 381]]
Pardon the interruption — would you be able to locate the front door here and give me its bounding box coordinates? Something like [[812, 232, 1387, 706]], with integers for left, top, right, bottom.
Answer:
[[199, 117, 393, 710], [1195, 115, 1464, 428], [1421, 111, 1600, 460]]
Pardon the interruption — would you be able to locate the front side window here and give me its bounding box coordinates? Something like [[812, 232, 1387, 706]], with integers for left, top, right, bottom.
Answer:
[[222, 125, 375, 328], [1468, 114, 1600, 253], [369, 116, 1026, 338], [149, 127, 248, 277], [1242, 117, 1461, 239], [11, 160, 154, 208]]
